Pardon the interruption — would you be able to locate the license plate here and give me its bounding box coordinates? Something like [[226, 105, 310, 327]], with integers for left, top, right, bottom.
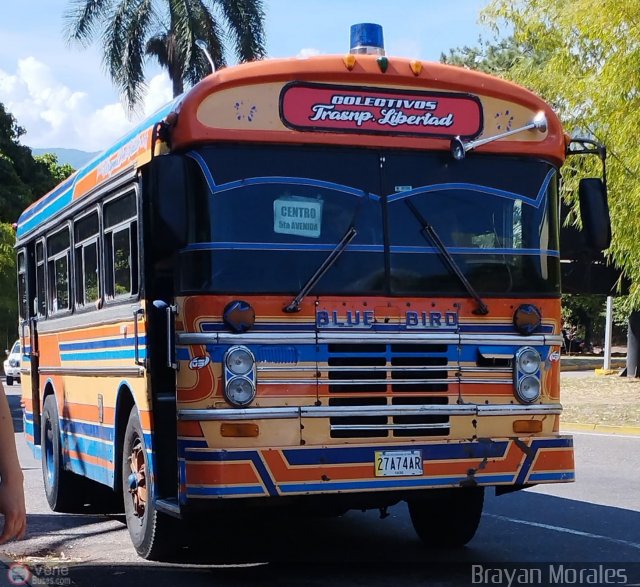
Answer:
[[374, 450, 423, 477]]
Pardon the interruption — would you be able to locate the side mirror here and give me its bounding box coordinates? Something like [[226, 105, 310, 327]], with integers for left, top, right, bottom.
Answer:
[[579, 178, 611, 252]]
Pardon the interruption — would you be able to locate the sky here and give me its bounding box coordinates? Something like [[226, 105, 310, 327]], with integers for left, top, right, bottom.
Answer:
[[0, 0, 491, 153]]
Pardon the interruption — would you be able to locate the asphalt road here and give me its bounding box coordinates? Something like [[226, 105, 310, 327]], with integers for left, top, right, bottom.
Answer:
[[2, 381, 640, 587]]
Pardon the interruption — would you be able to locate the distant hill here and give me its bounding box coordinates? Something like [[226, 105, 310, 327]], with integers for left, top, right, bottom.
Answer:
[[31, 148, 99, 169]]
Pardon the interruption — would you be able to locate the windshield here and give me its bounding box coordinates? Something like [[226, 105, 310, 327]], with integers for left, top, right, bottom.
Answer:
[[179, 145, 559, 297]]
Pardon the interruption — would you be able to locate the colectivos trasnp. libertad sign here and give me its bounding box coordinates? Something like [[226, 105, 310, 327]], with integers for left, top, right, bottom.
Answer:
[[280, 82, 483, 138]]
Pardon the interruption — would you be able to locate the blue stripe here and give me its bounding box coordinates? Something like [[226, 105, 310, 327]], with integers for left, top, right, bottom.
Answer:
[[213, 176, 367, 199], [60, 336, 146, 352], [61, 349, 146, 361], [386, 182, 546, 208], [183, 242, 383, 252], [181, 242, 558, 257], [528, 472, 574, 482], [186, 151, 216, 190], [279, 474, 516, 494], [182, 442, 509, 467], [67, 455, 111, 484], [187, 485, 266, 496], [62, 417, 153, 448], [62, 418, 114, 442], [63, 430, 114, 460]]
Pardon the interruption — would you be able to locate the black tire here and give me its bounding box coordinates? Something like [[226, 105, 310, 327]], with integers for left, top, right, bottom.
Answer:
[[6, 376, 12, 386], [41, 395, 86, 512], [408, 487, 485, 548], [122, 407, 178, 560]]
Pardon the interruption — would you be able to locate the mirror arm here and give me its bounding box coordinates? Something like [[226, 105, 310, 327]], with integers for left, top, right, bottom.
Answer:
[[567, 138, 608, 191], [450, 112, 547, 160]]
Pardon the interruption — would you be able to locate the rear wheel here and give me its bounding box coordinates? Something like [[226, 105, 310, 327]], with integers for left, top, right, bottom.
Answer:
[[408, 487, 485, 548], [41, 395, 86, 512], [122, 407, 177, 560], [6, 376, 12, 386]]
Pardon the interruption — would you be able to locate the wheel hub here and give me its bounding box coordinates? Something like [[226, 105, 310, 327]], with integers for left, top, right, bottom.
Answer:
[[127, 441, 147, 518]]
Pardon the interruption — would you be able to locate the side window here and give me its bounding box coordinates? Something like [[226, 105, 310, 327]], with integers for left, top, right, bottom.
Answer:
[[17, 251, 27, 320], [35, 241, 46, 317], [74, 211, 100, 308], [47, 227, 71, 314], [104, 193, 138, 300]]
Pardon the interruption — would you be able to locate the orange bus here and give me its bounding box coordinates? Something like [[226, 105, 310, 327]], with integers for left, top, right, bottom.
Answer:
[[17, 24, 609, 559]]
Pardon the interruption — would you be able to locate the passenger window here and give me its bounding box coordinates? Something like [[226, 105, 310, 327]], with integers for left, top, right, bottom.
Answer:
[[74, 212, 100, 308], [104, 193, 138, 299], [47, 227, 71, 313]]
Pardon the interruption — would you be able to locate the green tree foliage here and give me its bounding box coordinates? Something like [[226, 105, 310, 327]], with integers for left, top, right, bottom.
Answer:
[[65, 0, 266, 108], [440, 36, 542, 76], [34, 153, 75, 185], [481, 0, 640, 306], [0, 103, 75, 349]]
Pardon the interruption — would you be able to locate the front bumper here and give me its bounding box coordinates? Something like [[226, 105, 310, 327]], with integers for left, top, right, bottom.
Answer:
[[178, 435, 574, 502]]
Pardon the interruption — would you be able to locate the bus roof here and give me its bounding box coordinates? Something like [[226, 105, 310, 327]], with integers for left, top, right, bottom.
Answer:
[[17, 53, 565, 241]]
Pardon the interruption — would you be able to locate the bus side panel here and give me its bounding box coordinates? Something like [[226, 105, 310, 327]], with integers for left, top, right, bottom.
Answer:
[[35, 314, 152, 488]]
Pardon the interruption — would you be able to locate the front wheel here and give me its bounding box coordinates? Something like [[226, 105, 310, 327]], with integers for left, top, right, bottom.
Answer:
[[122, 407, 177, 560], [6, 376, 13, 386], [408, 487, 485, 548]]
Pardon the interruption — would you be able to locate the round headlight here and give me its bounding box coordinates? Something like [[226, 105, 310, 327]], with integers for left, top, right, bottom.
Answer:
[[225, 347, 254, 376], [224, 377, 256, 407], [517, 347, 541, 375], [516, 376, 541, 403]]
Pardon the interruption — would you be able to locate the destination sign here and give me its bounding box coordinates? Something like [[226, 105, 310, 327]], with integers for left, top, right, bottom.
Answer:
[[280, 83, 483, 138]]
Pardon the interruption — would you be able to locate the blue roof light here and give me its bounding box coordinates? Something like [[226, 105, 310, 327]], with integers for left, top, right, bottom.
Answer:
[[350, 23, 385, 56]]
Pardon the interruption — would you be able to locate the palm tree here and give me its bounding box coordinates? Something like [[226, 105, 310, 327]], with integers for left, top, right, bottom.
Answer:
[[65, 0, 266, 109]]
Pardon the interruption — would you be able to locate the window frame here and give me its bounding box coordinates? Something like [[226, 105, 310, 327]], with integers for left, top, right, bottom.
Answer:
[[102, 189, 140, 305], [73, 208, 101, 312], [46, 224, 72, 316]]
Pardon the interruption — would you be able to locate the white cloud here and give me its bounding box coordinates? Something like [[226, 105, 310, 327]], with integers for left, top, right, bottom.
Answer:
[[0, 57, 173, 153]]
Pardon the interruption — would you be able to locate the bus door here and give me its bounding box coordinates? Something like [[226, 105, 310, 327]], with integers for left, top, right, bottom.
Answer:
[[18, 245, 41, 443]]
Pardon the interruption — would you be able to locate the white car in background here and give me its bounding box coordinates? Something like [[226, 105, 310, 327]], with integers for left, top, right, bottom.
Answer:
[[4, 340, 21, 386]]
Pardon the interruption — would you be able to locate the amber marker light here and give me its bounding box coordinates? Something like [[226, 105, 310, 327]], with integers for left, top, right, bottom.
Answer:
[[409, 60, 423, 76], [221, 423, 259, 438], [513, 420, 543, 434], [343, 54, 357, 70]]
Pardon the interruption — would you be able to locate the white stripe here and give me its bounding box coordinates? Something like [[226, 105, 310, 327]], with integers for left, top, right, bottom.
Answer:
[[487, 514, 640, 550]]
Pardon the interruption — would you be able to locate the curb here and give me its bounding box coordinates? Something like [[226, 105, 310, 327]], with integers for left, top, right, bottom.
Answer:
[[561, 361, 625, 372], [562, 423, 640, 436]]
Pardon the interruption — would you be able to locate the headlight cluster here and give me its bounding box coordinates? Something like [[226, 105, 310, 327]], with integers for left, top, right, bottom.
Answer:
[[9, 359, 19, 368], [514, 347, 541, 403], [223, 346, 256, 407]]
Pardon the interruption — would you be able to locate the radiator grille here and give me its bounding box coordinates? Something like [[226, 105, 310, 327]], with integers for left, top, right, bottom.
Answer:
[[324, 343, 452, 438]]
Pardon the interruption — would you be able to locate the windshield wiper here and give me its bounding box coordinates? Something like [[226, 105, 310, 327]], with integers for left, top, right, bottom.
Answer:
[[405, 199, 489, 315], [283, 226, 358, 313]]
